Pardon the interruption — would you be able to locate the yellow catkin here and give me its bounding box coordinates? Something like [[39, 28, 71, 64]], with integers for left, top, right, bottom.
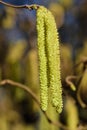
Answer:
[[37, 6, 63, 113], [36, 7, 48, 111], [44, 8, 63, 113]]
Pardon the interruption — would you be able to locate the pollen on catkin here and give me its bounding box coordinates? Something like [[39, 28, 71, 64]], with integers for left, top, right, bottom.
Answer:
[[44, 9, 63, 113], [36, 7, 48, 111], [36, 6, 63, 113]]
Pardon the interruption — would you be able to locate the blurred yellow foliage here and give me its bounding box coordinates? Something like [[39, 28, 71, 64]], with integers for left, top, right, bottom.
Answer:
[[49, 3, 64, 28], [65, 97, 79, 130], [61, 44, 73, 82], [25, 49, 39, 93], [75, 41, 87, 75], [6, 40, 27, 63], [2, 7, 16, 29], [59, 0, 73, 9]]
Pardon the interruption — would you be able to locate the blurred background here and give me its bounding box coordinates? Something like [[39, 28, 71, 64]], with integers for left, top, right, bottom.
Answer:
[[0, 0, 87, 130]]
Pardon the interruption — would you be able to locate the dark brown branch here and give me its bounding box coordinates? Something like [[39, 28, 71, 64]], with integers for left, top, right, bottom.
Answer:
[[0, 79, 69, 130], [0, 1, 40, 10]]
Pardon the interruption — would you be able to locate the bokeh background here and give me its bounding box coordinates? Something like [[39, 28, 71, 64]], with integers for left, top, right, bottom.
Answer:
[[0, 0, 87, 130]]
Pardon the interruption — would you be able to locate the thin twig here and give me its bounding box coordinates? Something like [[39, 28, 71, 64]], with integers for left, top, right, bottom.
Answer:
[[76, 69, 87, 108], [0, 1, 40, 10], [65, 75, 77, 91], [77, 83, 87, 108], [66, 75, 87, 108], [0, 79, 40, 105], [0, 79, 69, 130]]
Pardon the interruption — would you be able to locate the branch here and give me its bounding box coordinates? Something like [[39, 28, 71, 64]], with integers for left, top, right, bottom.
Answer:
[[65, 75, 77, 91], [0, 1, 40, 10], [74, 57, 87, 68], [77, 84, 87, 108], [0, 79, 69, 130], [66, 75, 87, 108], [0, 79, 40, 105]]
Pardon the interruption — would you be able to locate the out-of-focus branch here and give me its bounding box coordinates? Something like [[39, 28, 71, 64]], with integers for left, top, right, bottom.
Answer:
[[74, 57, 87, 68], [0, 1, 40, 10], [0, 79, 39, 105], [66, 75, 87, 108], [0, 79, 69, 130], [65, 75, 77, 91], [77, 125, 87, 130], [77, 80, 87, 108]]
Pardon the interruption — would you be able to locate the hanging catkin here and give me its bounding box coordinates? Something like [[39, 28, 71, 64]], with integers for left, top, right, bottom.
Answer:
[[36, 6, 63, 113], [44, 8, 63, 113], [36, 7, 48, 111]]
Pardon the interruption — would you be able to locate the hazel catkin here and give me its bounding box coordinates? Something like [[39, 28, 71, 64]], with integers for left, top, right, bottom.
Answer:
[[36, 7, 48, 111], [36, 6, 63, 113], [44, 8, 63, 113]]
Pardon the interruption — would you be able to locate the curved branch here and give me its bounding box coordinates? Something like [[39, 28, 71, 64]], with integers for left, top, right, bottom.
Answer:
[[0, 1, 40, 10], [74, 57, 87, 68], [66, 75, 87, 108], [0, 79, 40, 105], [65, 75, 77, 91], [0, 79, 69, 130], [77, 84, 87, 108]]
